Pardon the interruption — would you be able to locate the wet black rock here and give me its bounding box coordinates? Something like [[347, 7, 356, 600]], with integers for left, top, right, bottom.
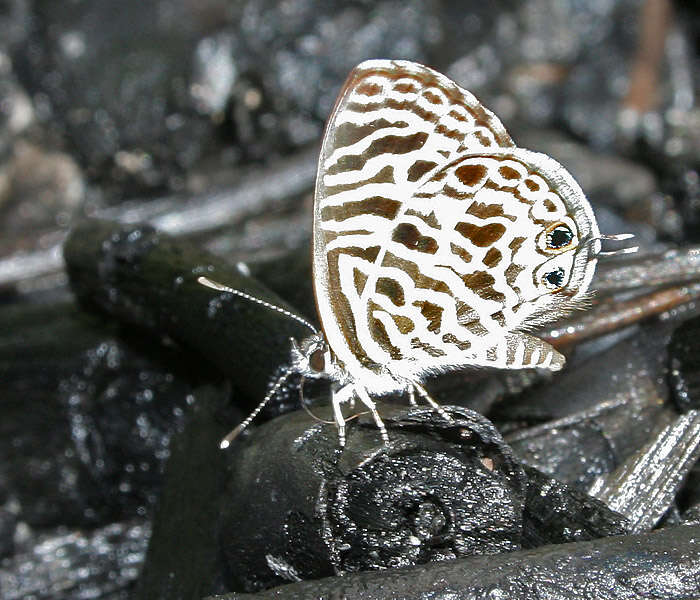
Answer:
[[12, 0, 225, 195], [522, 466, 630, 547], [669, 314, 700, 412], [134, 385, 231, 600], [0, 519, 150, 600], [0, 299, 224, 529], [589, 410, 700, 532], [682, 503, 700, 526], [208, 524, 700, 600], [499, 323, 676, 487], [219, 405, 527, 592], [63, 219, 312, 418]]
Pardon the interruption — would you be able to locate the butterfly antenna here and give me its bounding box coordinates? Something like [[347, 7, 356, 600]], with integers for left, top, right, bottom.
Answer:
[[198, 276, 318, 334], [586, 233, 639, 257], [219, 368, 293, 449]]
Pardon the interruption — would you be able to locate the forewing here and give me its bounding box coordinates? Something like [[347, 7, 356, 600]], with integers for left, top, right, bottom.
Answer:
[[313, 60, 514, 374]]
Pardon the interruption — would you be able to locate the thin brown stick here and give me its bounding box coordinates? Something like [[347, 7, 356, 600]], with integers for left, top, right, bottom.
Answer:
[[622, 0, 673, 114], [543, 282, 700, 348]]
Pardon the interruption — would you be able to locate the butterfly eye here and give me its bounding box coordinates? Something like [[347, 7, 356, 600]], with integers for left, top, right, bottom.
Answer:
[[309, 348, 326, 373], [546, 224, 574, 250], [542, 268, 566, 290]]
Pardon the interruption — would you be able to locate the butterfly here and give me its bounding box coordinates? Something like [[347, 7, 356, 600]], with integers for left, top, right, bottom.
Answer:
[[200, 59, 635, 447]]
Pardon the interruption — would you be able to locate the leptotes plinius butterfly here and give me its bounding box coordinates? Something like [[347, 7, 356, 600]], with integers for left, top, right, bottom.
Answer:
[[200, 59, 635, 447]]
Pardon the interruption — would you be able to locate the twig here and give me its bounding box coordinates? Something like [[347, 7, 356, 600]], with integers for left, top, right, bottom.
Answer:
[[0, 149, 318, 289]]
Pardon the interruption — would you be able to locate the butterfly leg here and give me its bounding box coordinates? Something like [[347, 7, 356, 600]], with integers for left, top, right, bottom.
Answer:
[[412, 383, 453, 422], [355, 386, 390, 444], [331, 385, 353, 447]]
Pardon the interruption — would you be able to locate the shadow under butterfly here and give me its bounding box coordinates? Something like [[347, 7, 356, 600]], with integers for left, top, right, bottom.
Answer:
[[200, 59, 637, 448]]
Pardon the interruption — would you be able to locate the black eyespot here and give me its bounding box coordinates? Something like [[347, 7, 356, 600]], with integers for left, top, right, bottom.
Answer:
[[547, 225, 574, 249], [543, 268, 566, 289], [309, 348, 325, 373]]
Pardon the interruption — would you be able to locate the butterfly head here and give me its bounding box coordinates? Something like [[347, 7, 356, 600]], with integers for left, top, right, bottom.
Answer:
[[290, 333, 343, 381]]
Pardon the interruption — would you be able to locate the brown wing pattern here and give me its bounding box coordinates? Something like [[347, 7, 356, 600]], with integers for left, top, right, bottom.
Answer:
[[313, 60, 595, 378], [364, 152, 595, 375]]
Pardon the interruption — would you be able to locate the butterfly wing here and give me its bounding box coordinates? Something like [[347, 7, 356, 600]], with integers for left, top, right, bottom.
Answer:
[[313, 60, 598, 383], [358, 149, 599, 378]]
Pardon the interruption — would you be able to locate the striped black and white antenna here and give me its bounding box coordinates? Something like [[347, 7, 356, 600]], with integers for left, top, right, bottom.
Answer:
[[198, 276, 318, 334], [197, 276, 319, 448]]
